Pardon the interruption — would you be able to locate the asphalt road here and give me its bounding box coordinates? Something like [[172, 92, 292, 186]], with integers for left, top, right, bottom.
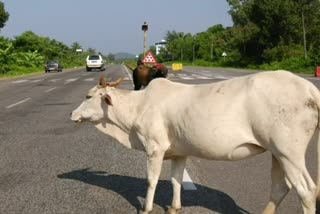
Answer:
[[1, 65, 320, 214]]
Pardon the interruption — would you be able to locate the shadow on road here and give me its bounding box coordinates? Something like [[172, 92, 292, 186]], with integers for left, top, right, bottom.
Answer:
[[57, 168, 250, 214]]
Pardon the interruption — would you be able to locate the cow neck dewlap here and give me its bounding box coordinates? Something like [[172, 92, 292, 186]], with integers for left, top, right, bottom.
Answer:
[[106, 89, 142, 132], [94, 120, 132, 149]]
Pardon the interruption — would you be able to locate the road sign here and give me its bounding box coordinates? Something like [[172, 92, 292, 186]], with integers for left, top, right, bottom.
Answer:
[[172, 63, 183, 71], [222, 52, 227, 57], [142, 51, 157, 64]]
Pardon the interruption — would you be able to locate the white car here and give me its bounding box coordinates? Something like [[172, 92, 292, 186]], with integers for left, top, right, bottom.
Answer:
[[86, 55, 105, 72]]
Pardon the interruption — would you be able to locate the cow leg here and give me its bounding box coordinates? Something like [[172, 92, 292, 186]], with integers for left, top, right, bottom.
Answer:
[[133, 69, 142, 90], [278, 155, 316, 214], [167, 157, 187, 214], [134, 83, 142, 91], [140, 151, 164, 214], [262, 155, 290, 214]]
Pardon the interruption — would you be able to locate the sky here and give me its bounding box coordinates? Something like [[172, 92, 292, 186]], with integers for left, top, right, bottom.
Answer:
[[1, 0, 233, 55]]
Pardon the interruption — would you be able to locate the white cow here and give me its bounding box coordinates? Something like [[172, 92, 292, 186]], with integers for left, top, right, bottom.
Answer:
[[71, 70, 320, 214]]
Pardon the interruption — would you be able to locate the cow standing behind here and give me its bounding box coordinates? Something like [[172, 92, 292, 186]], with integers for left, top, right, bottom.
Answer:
[[71, 71, 320, 214], [126, 63, 168, 90]]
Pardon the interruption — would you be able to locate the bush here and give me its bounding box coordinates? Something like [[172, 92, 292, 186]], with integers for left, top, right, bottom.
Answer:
[[15, 50, 44, 67], [0, 64, 10, 74], [263, 45, 304, 63], [259, 57, 313, 73], [193, 59, 219, 67], [0, 65, 42, 78]]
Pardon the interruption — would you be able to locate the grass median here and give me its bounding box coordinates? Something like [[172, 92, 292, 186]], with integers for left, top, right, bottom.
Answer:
[[0, 65, 85, 80]]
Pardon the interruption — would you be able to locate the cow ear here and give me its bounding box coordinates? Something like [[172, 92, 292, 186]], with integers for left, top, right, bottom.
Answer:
[[99, 75, 107, 87], [104, 94, 112, 106], [107, 77, 124, 88]]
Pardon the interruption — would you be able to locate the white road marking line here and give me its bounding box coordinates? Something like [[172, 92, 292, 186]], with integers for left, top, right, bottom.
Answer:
[[49, 78, 61, 82], [200, 70, 212, 73], [180, 76, 195, 80], [6, 98, 31, 109], [84, 78, 95, 81], [122, 64, 134, 86], [64, 78, 79, 84], [191, 74, 213, 79], [214, 75, 230, 80], [197, 76, 214, 79], [123, 64, 133, 81], [182, 169, 197, 190], [12, 80, 29, 83], [45, 87, 56, 92], [30, 79, 43, 83]]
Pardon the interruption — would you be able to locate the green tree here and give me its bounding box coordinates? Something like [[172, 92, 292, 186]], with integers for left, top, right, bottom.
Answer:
[[0, 1, 9, 30], [165, 31, 194, 61], [106, 53, 115, 62], [194, 25, 226, 61], [226, 0, 318, 65], [71, 42, 82, 52], [293, 0, 320, 59], [87, 48, 96, 55], [226, 0, 254, 26], [149, 45, 157, 56]]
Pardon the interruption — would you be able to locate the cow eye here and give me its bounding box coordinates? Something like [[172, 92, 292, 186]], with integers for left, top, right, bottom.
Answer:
[[86, 95, 92, 99]]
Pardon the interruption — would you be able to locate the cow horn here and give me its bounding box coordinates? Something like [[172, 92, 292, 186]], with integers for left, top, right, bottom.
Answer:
[[99, 75, 107, 87], [107, 77, 125, 87]]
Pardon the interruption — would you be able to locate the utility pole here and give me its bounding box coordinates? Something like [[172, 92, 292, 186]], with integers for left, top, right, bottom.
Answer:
[[193, 44, 195, 65], [141, 22, 148, 57], [301, 11, 307, 59]]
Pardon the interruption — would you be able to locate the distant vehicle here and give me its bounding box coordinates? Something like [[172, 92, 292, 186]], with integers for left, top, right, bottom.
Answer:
[[86, 55, 105, 72], [45, 60, 63, 73]]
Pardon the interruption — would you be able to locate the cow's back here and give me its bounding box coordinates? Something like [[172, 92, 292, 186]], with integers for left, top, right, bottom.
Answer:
[[137, 71, 320, 160]]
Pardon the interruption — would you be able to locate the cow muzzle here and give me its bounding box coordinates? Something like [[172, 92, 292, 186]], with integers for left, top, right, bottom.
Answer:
[[70, 111, 82, 123]]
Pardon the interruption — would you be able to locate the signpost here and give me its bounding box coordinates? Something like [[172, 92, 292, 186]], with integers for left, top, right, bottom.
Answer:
[[142, 51, 157, 64], [222, 51, 227, 62], [142, 22, 148, 57]]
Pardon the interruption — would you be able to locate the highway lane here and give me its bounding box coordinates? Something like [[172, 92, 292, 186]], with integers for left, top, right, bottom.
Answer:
[[0, 65, 319, 213]]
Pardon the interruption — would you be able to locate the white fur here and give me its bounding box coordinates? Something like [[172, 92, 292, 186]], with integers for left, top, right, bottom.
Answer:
[[71, 71, 320, 214]]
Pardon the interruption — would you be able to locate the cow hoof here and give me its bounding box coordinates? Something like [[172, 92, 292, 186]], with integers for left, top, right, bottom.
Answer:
[[166, 207, 182, 214]]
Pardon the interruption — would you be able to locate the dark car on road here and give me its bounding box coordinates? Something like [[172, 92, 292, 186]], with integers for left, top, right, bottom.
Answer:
[[45, 60, 63, 73]]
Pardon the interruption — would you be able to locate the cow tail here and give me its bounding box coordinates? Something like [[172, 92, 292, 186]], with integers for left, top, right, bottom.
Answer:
[[317, 104, 320, 202], [315, 89, 320, 203], [310, 86, 320, 205]]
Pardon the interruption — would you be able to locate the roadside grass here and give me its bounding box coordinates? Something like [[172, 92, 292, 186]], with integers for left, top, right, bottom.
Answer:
[[0, 66, 43, 80], [122, 60, 136, 69], [19, 58, 313, 77], [0, 65, 84, 80], [165, 58, 316, 75], [256, 58, 315, 74]]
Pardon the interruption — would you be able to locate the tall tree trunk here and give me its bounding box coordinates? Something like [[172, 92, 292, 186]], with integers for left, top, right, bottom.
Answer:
[[243, 28, 246, 56], [302, 10, 307, 59]]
